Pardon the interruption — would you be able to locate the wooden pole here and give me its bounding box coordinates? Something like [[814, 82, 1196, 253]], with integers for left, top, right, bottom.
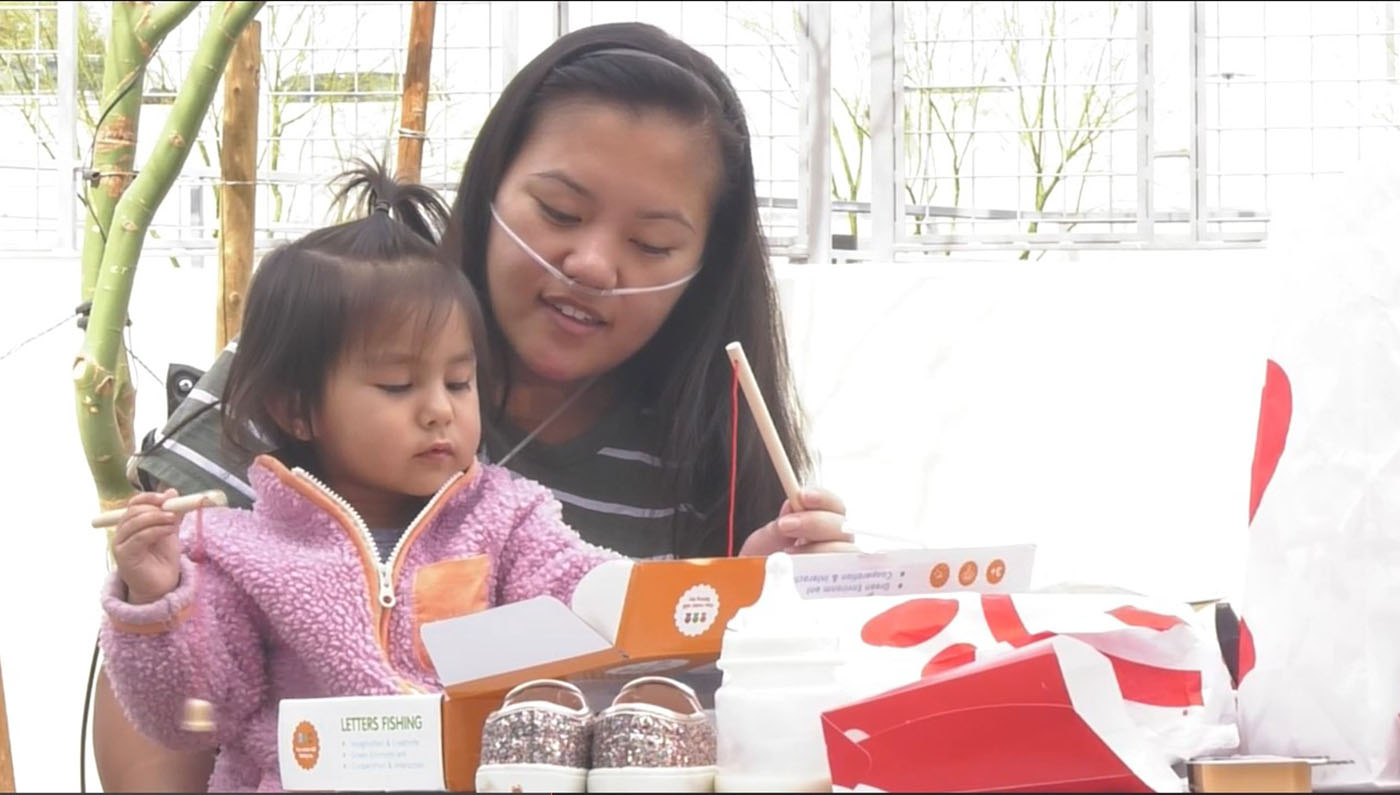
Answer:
[[396, 1, 436, 183], [0, 659, 12, 793], [217, 20, 261, 352]]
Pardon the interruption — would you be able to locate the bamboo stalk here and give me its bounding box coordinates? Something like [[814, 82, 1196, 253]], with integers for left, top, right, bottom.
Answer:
[[395, 1, 436, 183], [75, 1, 266, 510], [82, 3, 143, 301], [81, 1, 200, 301], [76, 1, 201, 513], [134, 2, 204, 56], [217, 20, 261, 352]]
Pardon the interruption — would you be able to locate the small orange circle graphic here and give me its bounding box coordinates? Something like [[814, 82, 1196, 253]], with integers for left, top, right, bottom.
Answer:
[[929, 563, 950, 588], [292, 720, 320, 771], [986, 559, 1007, 585], [958, 561, 978, 586]]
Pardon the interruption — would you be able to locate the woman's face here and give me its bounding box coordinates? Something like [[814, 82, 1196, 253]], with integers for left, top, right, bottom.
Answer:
[[486, 100, 720, 386]]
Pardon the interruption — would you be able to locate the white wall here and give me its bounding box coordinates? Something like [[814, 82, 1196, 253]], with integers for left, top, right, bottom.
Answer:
[[780, 250, 1269, 606], [0, 249, 1269, 790], [0, 257, 220, 793]]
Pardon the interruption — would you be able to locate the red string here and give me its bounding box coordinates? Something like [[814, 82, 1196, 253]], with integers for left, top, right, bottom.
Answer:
[[728, 361, 739, 558]]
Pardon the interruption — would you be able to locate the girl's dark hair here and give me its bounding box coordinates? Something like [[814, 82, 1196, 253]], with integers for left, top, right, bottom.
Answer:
[[441, 23, 811, 557], [224, 157, 489, 472]]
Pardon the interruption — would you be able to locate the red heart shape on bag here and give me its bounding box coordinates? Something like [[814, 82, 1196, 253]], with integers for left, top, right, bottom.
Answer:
[[1249, 360, 1292, 524], [921, 642, 978, 677], [860, 598, 961, 648]]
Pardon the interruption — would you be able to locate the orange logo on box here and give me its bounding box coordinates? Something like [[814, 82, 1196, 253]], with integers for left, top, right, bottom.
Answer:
[[986, 558, 1006, 585], [958, 561, 978, 586], [292, 720, 320, 770], [929, 563, 950, 588]]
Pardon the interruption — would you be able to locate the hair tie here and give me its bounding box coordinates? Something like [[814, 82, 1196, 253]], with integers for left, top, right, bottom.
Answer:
[[373, 200, 392, 215]]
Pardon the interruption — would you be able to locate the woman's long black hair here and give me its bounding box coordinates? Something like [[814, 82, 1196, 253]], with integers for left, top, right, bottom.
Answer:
[[441, 23, 811, 557]]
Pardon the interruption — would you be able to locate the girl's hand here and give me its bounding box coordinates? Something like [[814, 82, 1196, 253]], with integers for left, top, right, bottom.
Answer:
[[740, 487, 859, 556], [112, 489, 183, 605]]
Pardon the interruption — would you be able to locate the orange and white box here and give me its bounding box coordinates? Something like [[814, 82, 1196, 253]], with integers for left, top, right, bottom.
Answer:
[[277, 545, 1034, 791]]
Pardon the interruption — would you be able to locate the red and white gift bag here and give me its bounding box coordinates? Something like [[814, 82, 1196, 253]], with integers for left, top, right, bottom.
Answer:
[[822, 635, 1187, 792], [1237, 160, 1400, 788], [813, 590, 1239, 766]]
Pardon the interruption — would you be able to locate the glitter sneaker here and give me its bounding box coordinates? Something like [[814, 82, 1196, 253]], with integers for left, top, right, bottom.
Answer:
[[587, 676, 717, 793], [476, 679, 592, 793]]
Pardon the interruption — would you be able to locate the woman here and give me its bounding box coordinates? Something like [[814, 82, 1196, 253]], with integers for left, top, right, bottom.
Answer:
[[95, 21, 850, 791]]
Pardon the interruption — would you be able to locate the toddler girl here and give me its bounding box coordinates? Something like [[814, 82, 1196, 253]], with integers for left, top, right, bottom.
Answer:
[[100, 161, 621, 791]]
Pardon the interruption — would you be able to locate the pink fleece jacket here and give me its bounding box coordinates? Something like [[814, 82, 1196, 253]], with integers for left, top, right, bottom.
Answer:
[[100, 454, 620, 792]]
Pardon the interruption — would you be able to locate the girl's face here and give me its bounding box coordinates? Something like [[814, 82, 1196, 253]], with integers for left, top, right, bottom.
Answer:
[[303, 305, 481, 529], [485, 101, 721, 387]]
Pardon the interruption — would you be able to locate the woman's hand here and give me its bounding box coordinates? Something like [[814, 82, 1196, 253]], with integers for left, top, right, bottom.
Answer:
[[112, 489, 184, 604], [739, 487, 860, 556]]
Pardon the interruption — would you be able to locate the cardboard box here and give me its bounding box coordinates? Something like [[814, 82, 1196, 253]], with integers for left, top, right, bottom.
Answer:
[[1187, 756, 1339, 793], [278, 545, 1034, 791], [431, 554, 766, 791]]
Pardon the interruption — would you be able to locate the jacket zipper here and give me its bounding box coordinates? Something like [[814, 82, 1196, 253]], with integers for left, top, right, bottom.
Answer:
[[291, 467, 465, 680], [381, 475, 463, 606], [292, 467, 463, 608]]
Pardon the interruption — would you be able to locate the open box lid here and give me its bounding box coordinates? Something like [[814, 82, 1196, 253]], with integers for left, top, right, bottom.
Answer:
[[422, 545, 1036, 699]]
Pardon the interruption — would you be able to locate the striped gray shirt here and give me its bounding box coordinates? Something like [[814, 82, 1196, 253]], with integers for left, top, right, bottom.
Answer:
[[134, 344, 693, 560], [480, 400, 697, 560]]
